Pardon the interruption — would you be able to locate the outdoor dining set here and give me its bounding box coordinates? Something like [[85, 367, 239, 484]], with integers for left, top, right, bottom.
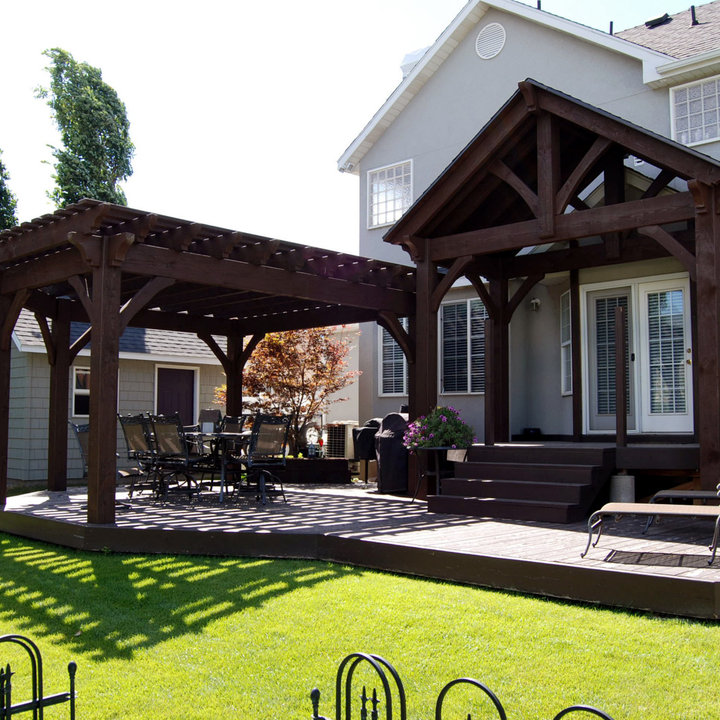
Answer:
[[113, 410, 291, 504]]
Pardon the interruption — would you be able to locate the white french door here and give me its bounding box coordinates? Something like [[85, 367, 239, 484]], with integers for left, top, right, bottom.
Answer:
[[583, 275, 693, 434]]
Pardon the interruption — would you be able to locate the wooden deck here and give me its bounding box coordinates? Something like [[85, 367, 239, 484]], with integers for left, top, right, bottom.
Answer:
[[1, 483, 720, 619]]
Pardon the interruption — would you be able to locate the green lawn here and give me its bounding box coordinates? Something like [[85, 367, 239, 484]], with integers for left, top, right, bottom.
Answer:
[[0, 532, 717, 719]]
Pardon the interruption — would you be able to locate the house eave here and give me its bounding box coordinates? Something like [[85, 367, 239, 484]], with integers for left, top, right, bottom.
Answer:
[[646, 48, 720, 88], [337, 0, 671, 175]]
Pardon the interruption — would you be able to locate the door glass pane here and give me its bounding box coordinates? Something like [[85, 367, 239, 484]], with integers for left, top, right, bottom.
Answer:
[[647, 289, 686, 414], [595, 296, 629, 415]]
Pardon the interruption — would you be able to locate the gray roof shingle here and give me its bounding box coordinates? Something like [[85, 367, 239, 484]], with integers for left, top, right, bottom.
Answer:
[[616, 1, 720, 58], [13, 310, 224, 362]]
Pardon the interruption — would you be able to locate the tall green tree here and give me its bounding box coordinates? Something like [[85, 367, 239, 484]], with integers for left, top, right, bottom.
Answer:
[[38, 48, 134, 207], [0, 151, 18, 230]]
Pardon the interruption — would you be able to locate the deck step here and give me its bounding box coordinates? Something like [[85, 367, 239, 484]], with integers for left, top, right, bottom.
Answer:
[[427, 494, 586, 523], [441, 477, 591, 504], [466, 445, 613, 467], [454, 462, 602, 484]]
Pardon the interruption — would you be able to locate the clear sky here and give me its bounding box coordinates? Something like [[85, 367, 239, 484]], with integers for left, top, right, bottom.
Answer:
[[0, 0, 702, 253]]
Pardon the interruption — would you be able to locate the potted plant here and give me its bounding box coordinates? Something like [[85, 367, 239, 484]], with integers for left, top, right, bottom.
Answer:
[[403, 406, 475, 452]]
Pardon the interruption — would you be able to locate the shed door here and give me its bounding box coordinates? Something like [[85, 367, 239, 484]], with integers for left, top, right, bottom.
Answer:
[[156, 368, 195, 425]]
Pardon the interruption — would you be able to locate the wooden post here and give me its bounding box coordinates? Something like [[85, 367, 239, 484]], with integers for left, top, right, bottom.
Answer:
[[691, 181, 720, 490], [614, 305, 627, 448], [47, 302, 72, 491], [0, 337, 10, 508], [225, 335, 244, 416], [570, 269, 583, 440], [484, 316, 495, 446], [414, 251, 438, 419], [86, 246, 123, 525], [489, 277, 510, 442]]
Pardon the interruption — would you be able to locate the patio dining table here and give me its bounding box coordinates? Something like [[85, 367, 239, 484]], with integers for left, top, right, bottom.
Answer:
[[187, 430, 251, 502]]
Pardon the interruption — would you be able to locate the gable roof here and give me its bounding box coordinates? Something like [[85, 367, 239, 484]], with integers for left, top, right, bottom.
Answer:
[[337, 0, 672, 175], [616, 0, 720, 59], [383, 79, 720, 263]]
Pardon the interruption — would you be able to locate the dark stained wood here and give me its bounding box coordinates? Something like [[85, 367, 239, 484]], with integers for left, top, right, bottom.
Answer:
[[691, 181, 720, 490], [484, 316, 495, 446], [570, 269, 582, 440], [555, 137, 612, 213], [46, 302, 71, 491], [427, 192, 695, 261], [86, 255, 122, 525], [638, 225, 696, 280], [414, 249, 439, 418], [536, 111, 559, 238]]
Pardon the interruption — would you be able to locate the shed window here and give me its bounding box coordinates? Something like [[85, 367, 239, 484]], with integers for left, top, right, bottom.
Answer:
[[73, 367, 90, 417], [368, 160, 412, 228], [672, 76, 720, 145]]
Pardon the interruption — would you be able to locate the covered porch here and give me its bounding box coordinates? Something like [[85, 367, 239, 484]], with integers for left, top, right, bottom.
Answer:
[[0, 200, 415, 523], [384, 79, 720, 511]]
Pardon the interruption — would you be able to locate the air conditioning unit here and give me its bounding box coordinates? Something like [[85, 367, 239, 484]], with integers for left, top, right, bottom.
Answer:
[[324, 422, 358, 459]]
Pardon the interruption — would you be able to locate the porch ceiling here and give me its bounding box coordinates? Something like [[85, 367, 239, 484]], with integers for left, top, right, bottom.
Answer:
[[0, 199, 416, 335]]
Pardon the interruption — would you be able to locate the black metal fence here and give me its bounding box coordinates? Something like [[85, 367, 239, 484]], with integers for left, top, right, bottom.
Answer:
[[0, 634, 76, 719], [311, 652, 615, 720]]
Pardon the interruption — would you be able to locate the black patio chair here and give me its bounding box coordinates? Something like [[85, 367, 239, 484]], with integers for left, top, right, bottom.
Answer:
[[236, 413, 290, 504], [148, 413, 216, 499], [69, 422, 90, 478], [117, 413, 158, 497]]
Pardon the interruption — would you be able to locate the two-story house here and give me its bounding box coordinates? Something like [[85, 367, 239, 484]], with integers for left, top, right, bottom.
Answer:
[[339, 0, 720, 518]]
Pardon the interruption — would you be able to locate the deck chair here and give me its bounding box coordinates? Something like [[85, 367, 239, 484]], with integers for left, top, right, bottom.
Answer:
[[117, 413, 157, 497], [69, 422, 90, 478], [236, 413, 290, 504], [148, 413, 215, 499]]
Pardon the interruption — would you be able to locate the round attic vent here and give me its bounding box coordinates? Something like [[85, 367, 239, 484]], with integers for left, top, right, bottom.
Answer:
[[475, 22, 506, 59]]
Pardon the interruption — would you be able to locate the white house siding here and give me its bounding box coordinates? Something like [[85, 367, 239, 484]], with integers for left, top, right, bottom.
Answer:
[[351, 5, 720, 433]]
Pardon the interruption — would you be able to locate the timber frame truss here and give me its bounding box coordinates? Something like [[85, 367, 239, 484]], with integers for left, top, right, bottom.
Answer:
[[0, 201, 415, 522], [385, 79, 720, 490]]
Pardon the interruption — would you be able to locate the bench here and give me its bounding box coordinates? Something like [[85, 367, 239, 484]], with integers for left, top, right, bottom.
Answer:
[[581, 501, 720, 564]]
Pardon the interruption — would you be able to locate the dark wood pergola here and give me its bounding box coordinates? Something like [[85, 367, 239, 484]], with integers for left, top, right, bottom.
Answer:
[[0, 200, 415, 523], [385, 79, 720, 489]]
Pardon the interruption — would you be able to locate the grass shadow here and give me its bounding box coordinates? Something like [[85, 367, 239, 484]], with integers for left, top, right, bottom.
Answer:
[[0, 534, 356, 662]]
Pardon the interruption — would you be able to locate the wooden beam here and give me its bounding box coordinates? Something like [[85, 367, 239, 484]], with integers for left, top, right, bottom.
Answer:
[[0, 290, 30, 351], [428, 192, 695, 261], [536, 112, 559, 238], [507, 274, 544, 318], [555, 137, 612, 214], [637, 225, 696, 280], [118, 276, 175, 332], [430, 256, 474, 312], [489, 160, 539, 217], [47, 302, 71, 491], [120, 244, 414, 316], [378, 312, 414, 365], [570, 269, 582, 440]]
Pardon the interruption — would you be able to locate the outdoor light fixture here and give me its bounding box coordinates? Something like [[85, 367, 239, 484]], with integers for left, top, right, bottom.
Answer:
[[530, 297, 541, 312]]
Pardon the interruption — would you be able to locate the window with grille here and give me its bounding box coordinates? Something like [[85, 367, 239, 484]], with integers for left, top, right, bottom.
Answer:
[[368, 160, 412, 228], [379, 320, 408, 395], [560, 291, 572, 395], [672, 76, 720, 146], [441, 299, 488, 394]]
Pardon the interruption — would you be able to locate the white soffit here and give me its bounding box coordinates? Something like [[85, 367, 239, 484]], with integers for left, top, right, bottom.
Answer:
[[337, 0, 672, 175]]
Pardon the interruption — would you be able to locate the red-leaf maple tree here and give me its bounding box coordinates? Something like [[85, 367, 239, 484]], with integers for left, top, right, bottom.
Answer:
[[214, 327, 359, 454]]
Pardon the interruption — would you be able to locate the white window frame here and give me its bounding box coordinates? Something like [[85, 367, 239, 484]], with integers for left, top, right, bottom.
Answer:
[[560, 290, 572, 396], [367, 159, 413, 229], [439, 298, 488, 395], [72, 366, 91, 418], [671, 75, 720, 147], [378, 322, 408, 397]]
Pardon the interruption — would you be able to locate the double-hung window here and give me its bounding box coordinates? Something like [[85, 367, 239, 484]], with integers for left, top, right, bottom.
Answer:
[[672, 76, 720, 146], [560, 291, 572, 395], [440, 299, 488, 394], [368, 160, 412, 228], [379, 320, 408, 395]]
